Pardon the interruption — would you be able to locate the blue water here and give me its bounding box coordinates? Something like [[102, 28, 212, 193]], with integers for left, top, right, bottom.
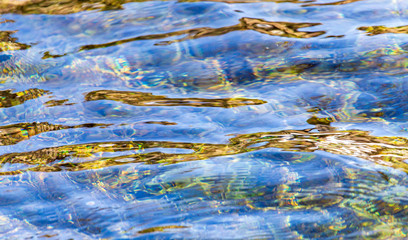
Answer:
[[1, 0, 408, 238]]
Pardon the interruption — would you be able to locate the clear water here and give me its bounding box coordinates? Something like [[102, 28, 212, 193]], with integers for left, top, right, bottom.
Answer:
[[1, 0, 408, 238]]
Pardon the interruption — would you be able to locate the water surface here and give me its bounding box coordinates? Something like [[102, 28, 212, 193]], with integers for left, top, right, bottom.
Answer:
[[1, 0, 408, 238]]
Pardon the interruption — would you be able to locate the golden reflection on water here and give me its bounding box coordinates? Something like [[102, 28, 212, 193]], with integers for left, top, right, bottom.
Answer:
[[0, 88, 47, 108], [183, 0, 364, 5], [137, 225, 190, 234], [0, 0, 130, 14], [44, 99, 73, 107], [0, 0, 407, 238], [85, 89, 267, 108], [0, 122, 109, 146], [359, 25, 408, 36], [301, 0, 363, 7], [3, 123, 408, 237], [0, 30, 30, 52], [0, 0, 363, 15], [75, 18, 324, 54], [2, 126, 408, 175]]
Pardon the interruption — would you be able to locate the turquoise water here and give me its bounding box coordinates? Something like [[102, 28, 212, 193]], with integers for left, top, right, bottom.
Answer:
[[1, 0, 408, 238]]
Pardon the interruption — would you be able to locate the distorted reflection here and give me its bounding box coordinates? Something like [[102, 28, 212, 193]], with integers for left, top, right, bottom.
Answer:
[[0, 30, 30, 52], [2, 126, 408, 175], [0, 0, 407, 238], [359, 25, 408, 36], [44, 99, 74, 107], [85, 90, 267, 108], [0, 0, 129, 14], [0, 0, 362, 15], [302, 0, 363, 7], [78, 18, 325, 53], [0, 88, 48, 108], [0, 122, 109, 146], [138, 226, 190, 234]]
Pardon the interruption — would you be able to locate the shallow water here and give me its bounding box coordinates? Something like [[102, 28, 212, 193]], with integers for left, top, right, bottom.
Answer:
[[1, 0, 408, 238]]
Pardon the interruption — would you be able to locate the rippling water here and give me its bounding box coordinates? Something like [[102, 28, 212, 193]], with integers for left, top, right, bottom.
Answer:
[[1, 0, 408, 238]]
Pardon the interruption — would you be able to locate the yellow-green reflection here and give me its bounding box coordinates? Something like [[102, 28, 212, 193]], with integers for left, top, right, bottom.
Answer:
[[0, 88, 48, 108], [138, 226, 189, 234], [0, 30, 30, 52], [186, 0, 364, 4], [44, 99, 73, 107], [359, 25, 408, 36], [0, 122, 109, 146], [302, 0, 363, 7], [182, 0, 312, 3], [0, 0, 362, 15], [85, 90, 267, 108], [2, 126, 408, 175], [77, 18, 324, 53], [0, 0, 132, 14]]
